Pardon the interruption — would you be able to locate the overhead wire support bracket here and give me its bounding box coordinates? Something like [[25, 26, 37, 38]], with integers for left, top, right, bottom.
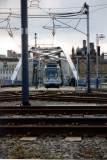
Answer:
[[42, 3, 87, 35], [55, 18, 87, 36], [75, 19, 81, 29]]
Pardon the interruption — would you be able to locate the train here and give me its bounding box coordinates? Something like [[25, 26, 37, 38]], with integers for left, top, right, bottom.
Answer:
[[43, 63, 62, 87]]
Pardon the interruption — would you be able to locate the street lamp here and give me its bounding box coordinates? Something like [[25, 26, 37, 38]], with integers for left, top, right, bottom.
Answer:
[[96, 34, 105, 89]]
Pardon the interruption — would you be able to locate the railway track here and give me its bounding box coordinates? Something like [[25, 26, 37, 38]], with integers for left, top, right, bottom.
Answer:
[[0, 90, 107, 103], [0, 106, 107, 136], [0, 120, 107, 136], [0, 106, 107, 115], [1, 125, 107, 136], [0, 117, 107, 125]]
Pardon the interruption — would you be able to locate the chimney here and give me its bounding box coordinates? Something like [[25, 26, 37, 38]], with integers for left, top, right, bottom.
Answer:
[[72, 46, 75, 56], [97, 46, 100, 56], [90, 43, 94, 50], [83, 40, 86, 48], [102, 53, 104, 58]]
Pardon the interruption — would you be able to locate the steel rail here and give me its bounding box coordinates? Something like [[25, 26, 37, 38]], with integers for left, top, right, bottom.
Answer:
[[0, 125, 107, 135], [0, 91, 107, 103], [0, 106, 107, 115], [0, 98, 105, 103], [0, 106, 107, 135], [30, 96, 107, 104], [0, 90, 107, 97], [0, 106, 107, 109], [0, 91, 107, 97], [0, 117, 107, 125]]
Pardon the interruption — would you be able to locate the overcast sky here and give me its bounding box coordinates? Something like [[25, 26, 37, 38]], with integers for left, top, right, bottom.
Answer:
[[0, 0, 107, 55]]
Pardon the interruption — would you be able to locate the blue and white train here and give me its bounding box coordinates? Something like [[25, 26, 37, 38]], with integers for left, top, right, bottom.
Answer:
[[43, 63, 62, 87]]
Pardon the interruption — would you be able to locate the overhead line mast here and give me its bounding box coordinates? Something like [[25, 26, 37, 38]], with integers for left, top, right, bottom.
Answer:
[[21, 0, 29, 105], [84, 3, 91, 93]]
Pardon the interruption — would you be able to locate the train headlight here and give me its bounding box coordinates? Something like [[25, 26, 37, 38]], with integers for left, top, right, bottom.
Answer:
[[45, 79, 48, 82], [56, 78, 59, 82]]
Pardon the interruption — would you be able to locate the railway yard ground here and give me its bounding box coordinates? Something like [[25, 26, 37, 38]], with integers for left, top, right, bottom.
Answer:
[[0, 86, 107, 159], [0, 86, 107, 106]]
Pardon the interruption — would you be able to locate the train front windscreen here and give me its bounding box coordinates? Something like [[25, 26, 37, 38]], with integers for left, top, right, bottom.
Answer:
[[45, 68, 59, 78]]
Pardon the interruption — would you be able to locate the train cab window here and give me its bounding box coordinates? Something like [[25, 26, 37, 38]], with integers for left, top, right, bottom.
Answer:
[[46, 68, 59, 78]]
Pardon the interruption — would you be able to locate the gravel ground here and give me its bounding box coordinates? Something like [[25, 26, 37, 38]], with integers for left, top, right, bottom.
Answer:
[[1, 114, 107, 118], [0, 135, 107, 159], [0, 99, 106, 159]]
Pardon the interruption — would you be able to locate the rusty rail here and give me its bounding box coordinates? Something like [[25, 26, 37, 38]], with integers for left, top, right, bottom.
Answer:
[[0, 106, 107, 115]]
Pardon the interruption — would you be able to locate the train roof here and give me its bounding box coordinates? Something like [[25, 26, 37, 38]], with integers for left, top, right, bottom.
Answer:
[[44, 63, 60, 69]]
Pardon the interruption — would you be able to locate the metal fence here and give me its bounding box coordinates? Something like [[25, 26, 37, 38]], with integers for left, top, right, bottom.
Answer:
[[0, 79, 21, 87], [0, 79, 34, 87]]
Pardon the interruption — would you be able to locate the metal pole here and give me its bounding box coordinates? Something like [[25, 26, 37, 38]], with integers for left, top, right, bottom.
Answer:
[[21, 0, 29, 105], [38, 52, 41, 87], [76, 56, 78, 90], [86, 3, 91, 92], [77, 56, 78, 90], [75, 77, 76, 91], [35, 65, 38, 89], [96, 34, 99, 89], [35, 33, 37, 48]]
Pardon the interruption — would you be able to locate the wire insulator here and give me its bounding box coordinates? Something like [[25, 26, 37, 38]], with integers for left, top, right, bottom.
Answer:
[[52, 30, 55, 37]]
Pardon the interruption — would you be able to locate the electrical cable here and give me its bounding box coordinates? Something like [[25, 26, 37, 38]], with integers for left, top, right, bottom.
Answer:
[[0, 1, 107, 51], [0, 19, 7, 24], [90, 4, 107, 7], [90, 6, 107, 13], [75, 19, 81, 29], [1, 3, 106, 19], [0, 3, 107, 10]]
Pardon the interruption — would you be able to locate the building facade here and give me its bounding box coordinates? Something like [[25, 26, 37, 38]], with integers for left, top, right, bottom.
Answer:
[[71, 40, 107, 79], [7, 50, 21, 58], [0, 57, 19, 80]]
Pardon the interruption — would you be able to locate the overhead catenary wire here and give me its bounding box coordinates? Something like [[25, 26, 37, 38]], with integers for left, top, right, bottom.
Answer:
[[0, 3, 107, 10], [0, 2, 87, 48], [75, 19, 81, 29], [0, 3, 105, 26], [0, 3, 107, 18], [90, 6, 107, 13], [0, 1, 107, 50]]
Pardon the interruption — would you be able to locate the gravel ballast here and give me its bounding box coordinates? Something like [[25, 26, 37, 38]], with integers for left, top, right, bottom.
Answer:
[[0, 135, 107, 159]]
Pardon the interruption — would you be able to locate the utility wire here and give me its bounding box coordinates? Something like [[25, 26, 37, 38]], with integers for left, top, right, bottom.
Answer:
[[0, 3, 107, 18], [90, 4, 107, 7], [90, 6, 107, 13], [75, 19, 81, 29], [0, 3, 107, 10], [0, 2, 107, 48]]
